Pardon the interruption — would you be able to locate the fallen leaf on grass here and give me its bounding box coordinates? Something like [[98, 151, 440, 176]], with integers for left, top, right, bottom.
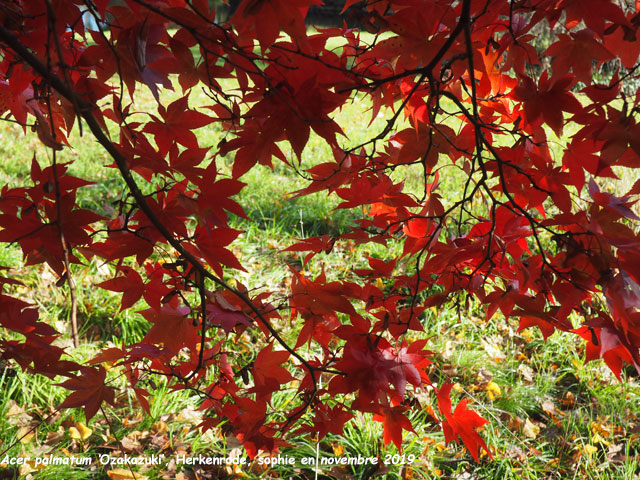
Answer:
[[590, 419, 613, 438], [578, 444, 598, 458], [151, 421, 167, 435], [16, 426, 34, 443], [69, 422, 92, 441], [19, 457, 47, 476], [476, 367, 493, 384], [150, 433, 169, 450], [481, 338, 506, 362], [484, 381, 501, 401], [517, 364, 535, 383], [523, 419, 540, 439], [440, 363, 458, 377], [108, 468, 148, 480], [441, 341, 455, 360], [561, 391, 576, 408], [122, 413, 144, 428], [45, 428, 65, 445], [400, 466, 414, 479], [120, 434, 143, 453], [540, 399, 561, 417], [6, 401, 32, 425], [519, 329, 534, 343], [591, 432, 610, 446], [506, 445, 526, 461], [18, 461, 34, 476], [508, 416, 524, 431], [177, 407, 202, 425], [606, 443, 624, 462]]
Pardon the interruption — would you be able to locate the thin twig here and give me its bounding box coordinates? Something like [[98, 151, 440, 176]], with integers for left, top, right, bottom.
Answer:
[[44, 5, 79, 347], [100, 406, 140, 480]]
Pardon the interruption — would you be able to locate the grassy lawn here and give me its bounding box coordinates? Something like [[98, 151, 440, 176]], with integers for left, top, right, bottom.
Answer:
[[0, 64, 639, 480]]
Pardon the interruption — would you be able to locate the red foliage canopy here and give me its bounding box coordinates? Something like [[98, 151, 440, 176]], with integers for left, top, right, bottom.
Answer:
[[1, 0, 640, 460]]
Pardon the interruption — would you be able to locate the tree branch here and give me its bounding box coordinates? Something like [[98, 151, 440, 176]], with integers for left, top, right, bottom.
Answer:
[[0, 23, 320, 388]]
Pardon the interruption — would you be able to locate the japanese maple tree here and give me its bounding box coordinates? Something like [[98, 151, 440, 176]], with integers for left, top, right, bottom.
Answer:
[[1, 0, 640, 462]]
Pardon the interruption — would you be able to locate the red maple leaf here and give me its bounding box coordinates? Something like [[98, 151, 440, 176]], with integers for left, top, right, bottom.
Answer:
[[512, 73, 582, 136], [436, 382, 491, 462], [144, 95, 213, 155], [97, 266, 144, 311], [544, 30, 614, 84], [296, 404, 354, 440], [249, 344, 294, 400], [232, 0, 321, 51], [58, 366, 115, 421], [207, 291, 252, 334], [373, 404, 415, 452], [139, 303, 199, 354]]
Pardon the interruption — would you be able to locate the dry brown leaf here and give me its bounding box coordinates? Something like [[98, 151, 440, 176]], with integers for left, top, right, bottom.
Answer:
[[18, 461, 34, 476], [107, 468, 147, 480], [476, 367, 493, 384], [6, 401, 32, 425], [528, 447, 543, 457], [541, 399, 560, 417], [177, 407, 202, 425], [401, 466, 414, 479], [45, 428, 65, 445], [150, 433, 169, 450], [606, 443, 624, 462], [562, 391, 576, 407], [441, 364, 458, 377], [120, 435, 142, 453], [173, 443, 189, 457], [18, 458, 46, 476], [506, 445, 526, 461], [122, 413, 144, 428], [508, 416, 524, 431], [151, 421, 167, 435], [517, 364, 535, 383]]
